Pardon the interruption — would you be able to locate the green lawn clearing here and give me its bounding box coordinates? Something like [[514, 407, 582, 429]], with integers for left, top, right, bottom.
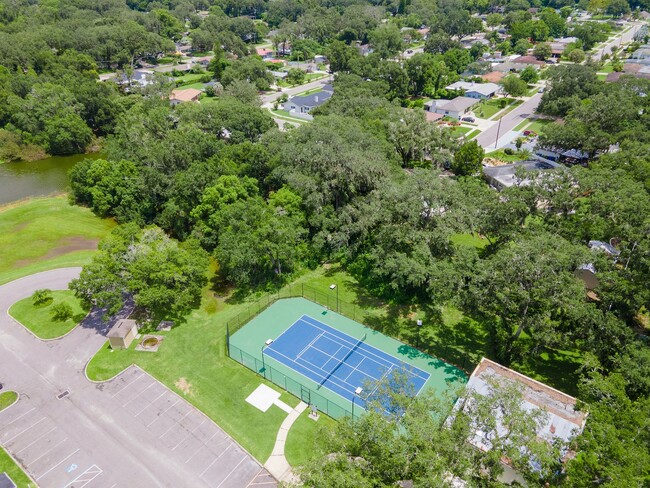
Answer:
[[0, 197, 115, 286], [474, 97, 517, 119], [449, 126, 472, 138], [181, 82, 206, 90], [174, 73, 206, 84], [484, 149, 530, 162], [450, 233, 490, 250], [0, 448, 33, 488], [0, 391, 18, 411], [465, 129, 481, 140], [295, 87, 322, 96], [514, 117, 556, 133], [270, 109, 307, 123], [9, 290, 89, 339], [493, 100, 523, 120], [285, 409, 336, 467]]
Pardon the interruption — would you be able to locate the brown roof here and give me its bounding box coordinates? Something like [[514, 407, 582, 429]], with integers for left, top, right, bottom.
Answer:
[[607, 71, 650, 82], [170, 88, 202, 102], [107, 319, 137, 339], [481, 71, 505, 83], [512, 55, 545, 65], [425, 112, 444, 122]]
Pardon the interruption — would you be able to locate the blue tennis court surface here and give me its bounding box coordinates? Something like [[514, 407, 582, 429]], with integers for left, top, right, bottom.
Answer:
[[264, 315, 430, 407]]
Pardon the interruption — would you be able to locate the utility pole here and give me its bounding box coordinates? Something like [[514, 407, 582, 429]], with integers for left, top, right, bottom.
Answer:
[[494, 117, 503, 149]]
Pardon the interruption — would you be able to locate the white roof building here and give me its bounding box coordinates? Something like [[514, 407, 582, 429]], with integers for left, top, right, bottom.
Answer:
[[446, 81, 501, 99]]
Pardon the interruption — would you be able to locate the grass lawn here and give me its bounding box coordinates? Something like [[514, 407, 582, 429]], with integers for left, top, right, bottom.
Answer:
[[465, 129, 481, 140], [174, 73, 206, 84], [475, 98, 517, 119], [181, 82, 206, 90], [493, 100, 523, 120], [449, 126, 472, 138], [285, 409, 336, 467], [514, 117, 556, 133], [270, 109, 307, 123], [9, 290, 89, 339], [296, 87, 322, 96], [0, 391, 18, 411], [597, 73, 607, 81], [450, 233, 490, 250], [0, 197, 115, 286], [0, 448, 33, 488], [599, 62, 615, 73], [484, 149, 530, 162]]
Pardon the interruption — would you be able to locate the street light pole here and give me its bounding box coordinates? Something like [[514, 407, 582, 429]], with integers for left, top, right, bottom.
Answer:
[[416, 319, 423, 349], [494, 116, 503, 149]]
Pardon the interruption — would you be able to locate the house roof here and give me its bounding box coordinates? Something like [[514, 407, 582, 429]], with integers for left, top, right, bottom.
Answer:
[[481, 71, 505, 83], [438, 96, 478, 112], [462, 358, 587, 452], [512, 55, 545, 65], [256, 48, 273, 56], [107, 319, 138, 339], [170, 88, 202, 102], [446, 81, 501, 96], [425, 111, 444, 122], [589, 240, 620, 256], [483, 159, 562, 188], [289, 89, 332, 108]]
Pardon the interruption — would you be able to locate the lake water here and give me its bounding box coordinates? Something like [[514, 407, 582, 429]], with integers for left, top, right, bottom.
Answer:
[[0, 153, 102, 205]]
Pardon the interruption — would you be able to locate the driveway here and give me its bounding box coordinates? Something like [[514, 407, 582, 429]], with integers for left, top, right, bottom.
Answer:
[[0, 269, 275, 488]]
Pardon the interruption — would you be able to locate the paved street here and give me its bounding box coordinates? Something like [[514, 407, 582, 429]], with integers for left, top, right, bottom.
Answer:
[[475, 93, 543, 150], [592, 22, 644, 61], [0, 269, 274, 488]]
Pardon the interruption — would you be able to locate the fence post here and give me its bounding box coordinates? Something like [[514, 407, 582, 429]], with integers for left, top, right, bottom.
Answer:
[[301, 283, 304, 297]]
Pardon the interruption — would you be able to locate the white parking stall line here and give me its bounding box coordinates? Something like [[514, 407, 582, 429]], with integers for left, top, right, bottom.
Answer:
[[62, 464, 103, 488], [199, 444, 232, 477], [123, 380, 155, 407], [29, 437, 69, 465], [35, 448, 79, 480], [215, 455, 247, 488], [147, 398, 179, 428], [5, 417, 46, 444], [136, 390, 166, 416], [15, 426, 57, 454], [111, 371, 145, 398], [0, 407, 36, 429]]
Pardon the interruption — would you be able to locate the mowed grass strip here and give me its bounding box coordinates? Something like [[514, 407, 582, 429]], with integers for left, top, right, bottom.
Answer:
[[285, 409, 335, 467], [9, 290, 89, 339], [0, 391, 18, 411], [0, 197, 115, 285], [0, 447, 33, 488]]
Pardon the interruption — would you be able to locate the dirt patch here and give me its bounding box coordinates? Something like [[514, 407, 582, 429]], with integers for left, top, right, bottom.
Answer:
[[12, 236, 99, 268], [175, 378, 193, 396]]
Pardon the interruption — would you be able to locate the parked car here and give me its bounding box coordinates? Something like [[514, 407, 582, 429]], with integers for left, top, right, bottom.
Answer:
[[538, 87, 544, 93], [461, 116, 476, 123], [523, 130, 537, 137]]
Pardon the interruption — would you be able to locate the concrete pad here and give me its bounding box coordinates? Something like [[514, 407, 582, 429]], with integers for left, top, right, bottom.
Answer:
[[246, 384, 281, 412]]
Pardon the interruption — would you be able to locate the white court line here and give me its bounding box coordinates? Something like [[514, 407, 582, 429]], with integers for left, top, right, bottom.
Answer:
[[366, 365, 393, 400], [35, 448, 79, 480], [300, 315, 431, 381], [214, 455, 247, 488], [5, 417, 46, 444], [62, 464, 103, 488], [111, 371, 145, 398], [147, 397, 179, 428], [29, 437, 69, 465], [0, 407, 36, 430], [199, 444, 232, 476], [295, 332, 324, 360], [15, 426, 57, 454]]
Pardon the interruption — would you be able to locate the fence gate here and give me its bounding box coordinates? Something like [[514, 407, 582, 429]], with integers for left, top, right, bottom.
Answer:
[[300, 385, 311, 404]]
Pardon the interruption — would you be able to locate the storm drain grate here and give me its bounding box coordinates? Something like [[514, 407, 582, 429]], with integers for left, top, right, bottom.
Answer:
[[57, 390, 70, 400]]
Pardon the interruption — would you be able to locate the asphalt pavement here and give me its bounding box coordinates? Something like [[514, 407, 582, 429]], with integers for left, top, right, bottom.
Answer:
[[0, 269, 274, 488]]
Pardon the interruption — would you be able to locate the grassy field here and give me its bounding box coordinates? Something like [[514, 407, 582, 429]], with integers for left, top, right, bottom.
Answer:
[[493, 100, 523, 120], [173, 73, 206, 84], [514, 117, 556, 133], [465, 129, 481, 140], [285, 410, 335, 467], [475, 97, 517, 119], [449, 126, 472, 138], [270, 109, 307, 123], [0, 197, 115, 286], [484, 149, 531, 162], [0, 448, 33, 488], [0, 391, 18, 411], [9, 290, 89, 339]]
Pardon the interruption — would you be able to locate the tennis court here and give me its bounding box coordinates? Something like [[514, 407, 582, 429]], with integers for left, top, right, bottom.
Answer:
[[264, 315, 430, 408], [229, 298, 467, 419]]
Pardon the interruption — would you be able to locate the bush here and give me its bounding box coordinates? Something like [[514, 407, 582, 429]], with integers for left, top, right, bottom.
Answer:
[[51, 302, 74, 322], [32, 289, 52, 306], [504, 147, 515, 155]]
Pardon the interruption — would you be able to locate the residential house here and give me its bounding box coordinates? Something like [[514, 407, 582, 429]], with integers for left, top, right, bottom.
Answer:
[[549, 37, 578, 58], [452, 358, 587, 483], [426, 96, 478, 119], [607, 63, 650, 81], [170, 88, 202, 105], [285, 85, 334, 119], [256, 47, 274, 60], [511, 55, 545, 68], [270, 70, 288, 80], [481, 71, 505, 83], [483, 159, 562, 190], [445, 81, 501, 99], [113, 69, 156, 89]]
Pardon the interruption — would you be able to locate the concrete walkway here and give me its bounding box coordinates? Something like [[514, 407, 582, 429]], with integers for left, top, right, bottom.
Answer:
[[264, 401, 308, 483]]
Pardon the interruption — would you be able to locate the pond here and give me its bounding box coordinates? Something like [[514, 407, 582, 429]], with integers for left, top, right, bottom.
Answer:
[[0, 153, 102, 205]]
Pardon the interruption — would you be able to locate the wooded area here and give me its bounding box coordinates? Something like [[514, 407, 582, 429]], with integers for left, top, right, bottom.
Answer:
[[1, 0, 649, 485]]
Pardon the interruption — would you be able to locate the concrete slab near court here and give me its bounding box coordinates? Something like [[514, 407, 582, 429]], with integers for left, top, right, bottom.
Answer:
[[0, 268, 276, 488]]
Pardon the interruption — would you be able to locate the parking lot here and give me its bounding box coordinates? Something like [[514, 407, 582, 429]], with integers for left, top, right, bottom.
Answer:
[[0, 269, 276, 488]]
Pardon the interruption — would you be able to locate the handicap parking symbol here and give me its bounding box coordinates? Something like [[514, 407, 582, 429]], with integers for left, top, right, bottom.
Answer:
[[66, 463, 78, 473]]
